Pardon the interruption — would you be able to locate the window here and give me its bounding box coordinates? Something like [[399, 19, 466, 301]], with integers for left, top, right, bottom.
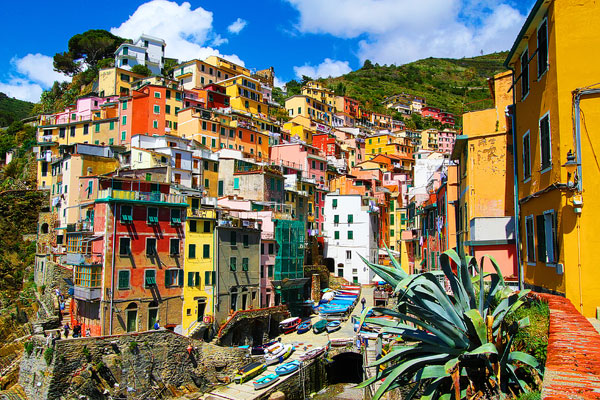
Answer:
[[189, 220, 197, 232], [120, 205, 133, 224], [334, 215, 339, 224], [165, 269, 184, 287], [205, 271, 214, 285], [203, 244, 210, 258], [348, 231, 354, 240], [230, 257, 237, 271], [390, 214, 395, 224], [144, 269, 156, 287], [230, 231, 237, 245], [147, 207, 158, 224], [153, 120, 158, 129], [204, 221, 211, 232], [242, 258, 249, 271], [170, 238, 180, 256], [537, 18, 548, 78], [346, 250, 352, 259], [204, 178, 209, 188], [268, 265, 273, 278], [170, 208, 181, 225], [243, 234, 249, 248], [332, 199, 337, 208], [118, 270, 130, 290], [522, 131, 531, 180], [268, 243, 274, 254], [218, 180, 224, 196], [233, 177, 240, 189], [520, 49, 529, 99], [536, 211, 557, 264], [122, 131, 126, 141], [83, 124, 89, 135], [146, 238, 157, 256], [119, 237, 130, 256], [539, 113, 551, 171], [347, 214, 353, 223], [188, 244, 196, 259], [165, 105, 171, 114], [153, 105, 160, 114], [154, 91, 161, 98], [391, 229, 395, 236], [334, 231, 340, 240], [70, 126, 75, 137], [188, 271, 200, 287]]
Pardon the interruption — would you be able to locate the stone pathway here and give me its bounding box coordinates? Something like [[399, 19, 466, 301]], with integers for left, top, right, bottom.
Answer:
[[536, 293, 600, 400], [202, 287, 376, 400]]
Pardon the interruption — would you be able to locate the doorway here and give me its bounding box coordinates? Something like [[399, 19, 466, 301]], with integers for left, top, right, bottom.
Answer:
[[197, 299, 206, 322], [148, 301, 158, 330], [126, 303, 138, 333]]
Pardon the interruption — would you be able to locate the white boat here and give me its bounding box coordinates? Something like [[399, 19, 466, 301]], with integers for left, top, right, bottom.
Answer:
[[265, 344, 294, 365], [299, 346, 326, 361]]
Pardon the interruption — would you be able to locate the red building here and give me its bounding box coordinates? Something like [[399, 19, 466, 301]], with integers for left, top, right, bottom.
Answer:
[[312, 133, 341, 157], [336, 96, 360, 118], [70, 176, 188, 336], [198, 83, 230, 110], [422, 107, 455, 127]]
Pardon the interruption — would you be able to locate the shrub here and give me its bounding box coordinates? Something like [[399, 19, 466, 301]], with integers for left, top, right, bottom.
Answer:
[[44, 347, 54, 365], [25, 341, 34, 356], [82, 345, 91, 361], [128, 341, 138, 353]]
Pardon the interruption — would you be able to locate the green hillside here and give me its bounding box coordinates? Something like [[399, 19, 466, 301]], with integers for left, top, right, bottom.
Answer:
[[321, 52, 509, 124], [0, 93, 35, 128]]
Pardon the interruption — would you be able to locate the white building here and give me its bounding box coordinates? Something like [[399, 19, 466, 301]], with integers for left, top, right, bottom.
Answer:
[[114, 34, 165, 76], [323, 193, 379, 284], [131, 134, 193, 187]]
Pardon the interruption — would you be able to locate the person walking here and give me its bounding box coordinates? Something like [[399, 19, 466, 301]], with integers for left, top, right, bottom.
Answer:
[[361, 297, 366, 311], [72, 322, 81, 338], [63, 323, 70, 338]]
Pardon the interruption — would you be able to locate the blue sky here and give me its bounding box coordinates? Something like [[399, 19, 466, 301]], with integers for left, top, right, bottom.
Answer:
[[1, 0, 535, 102]]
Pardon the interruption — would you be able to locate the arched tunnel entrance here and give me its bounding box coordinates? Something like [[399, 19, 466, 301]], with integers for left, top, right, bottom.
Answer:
[[325, 352, 364, 384]]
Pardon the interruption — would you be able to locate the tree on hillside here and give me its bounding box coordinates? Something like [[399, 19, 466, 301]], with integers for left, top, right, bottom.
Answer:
[[362, 59, 374, 70], [131, 64, 152, 77], [53, 29, 126, 75], [162, 58, 179, 77], [285, 79, 302, 96], [300, 75, 312, 86]]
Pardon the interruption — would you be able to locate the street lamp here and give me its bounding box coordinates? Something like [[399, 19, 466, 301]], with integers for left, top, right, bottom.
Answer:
[[563, 149, 579, 189]]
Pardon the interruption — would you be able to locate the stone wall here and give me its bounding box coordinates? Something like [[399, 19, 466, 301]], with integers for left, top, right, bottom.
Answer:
[[18, 330, 250, 400], [217, 306, 289, 347]]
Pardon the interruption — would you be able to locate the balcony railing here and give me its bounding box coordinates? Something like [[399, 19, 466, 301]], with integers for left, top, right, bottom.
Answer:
[[188, 208, 216, 219], [97, 188, 186, 204], [73, 286, 101, 301]]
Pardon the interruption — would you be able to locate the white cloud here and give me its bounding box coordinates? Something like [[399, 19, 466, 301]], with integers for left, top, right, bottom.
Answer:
[[273, 76, 286, 89], [211, 34, 228, 46], [227, 18, 247, 34], [294, 58, 352, 79], [0, 79, 43, 103], [13, 53, 69, 87], [286, 0, 526, 65], [111, 0, 244, 65]]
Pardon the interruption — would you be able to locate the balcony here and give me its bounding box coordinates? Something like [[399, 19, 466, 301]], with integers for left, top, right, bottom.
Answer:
[[188, 208, 216, 219], [65, 252, 103, 266], [73, 286, 101, 301], [97, 188, 187, 205]]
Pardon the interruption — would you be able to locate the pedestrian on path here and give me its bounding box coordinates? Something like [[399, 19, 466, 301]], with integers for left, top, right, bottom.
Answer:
[[361, 297, 366, 311], [63, 323, 70, 338]]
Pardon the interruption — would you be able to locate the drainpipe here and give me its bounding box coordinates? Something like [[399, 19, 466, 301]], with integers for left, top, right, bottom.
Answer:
[[507, 67, 523, 290], [109, 203, 118, 335], [572, 87, 600, 312]]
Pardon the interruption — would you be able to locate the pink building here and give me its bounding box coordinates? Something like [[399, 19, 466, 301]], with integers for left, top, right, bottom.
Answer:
[[437, 129, 457, 154], [39, 95, 119, 126]]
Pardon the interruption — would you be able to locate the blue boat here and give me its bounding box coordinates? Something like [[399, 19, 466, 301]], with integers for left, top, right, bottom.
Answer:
[[297, 320, 312, 334], [253, 373, 280, 390], [275, 360, 301, 376], [326, 320, 342, 333], [319, 305, 349, 314]]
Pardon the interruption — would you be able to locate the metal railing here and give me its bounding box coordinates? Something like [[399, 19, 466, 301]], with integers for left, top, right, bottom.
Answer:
[[97, 188, 186, 204]]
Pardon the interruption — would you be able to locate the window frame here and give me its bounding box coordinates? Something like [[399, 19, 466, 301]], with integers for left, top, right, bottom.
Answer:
[[119, 237, 131, 257], [147, 207, 158, 225], [539, 112, 552, 173], [146, 237, 157, 257], [230, 256, 237, 271], [170, 238, 180, 256], [188, 243, 196, 259], [117, 270, 130, 290], [522, 130, 531, 182], [543, 209, 558, 265], [525, 215, 536, 265], [144, 269, 156, 288], [520, 47, 530, 101], [537, 17, 549, 80]]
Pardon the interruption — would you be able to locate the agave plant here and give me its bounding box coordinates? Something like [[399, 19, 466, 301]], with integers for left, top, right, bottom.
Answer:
[[357, 247, 543, 400]]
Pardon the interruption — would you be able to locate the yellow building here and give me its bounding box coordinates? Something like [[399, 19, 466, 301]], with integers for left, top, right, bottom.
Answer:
[[205, 56, 251, 79], [283, 121, 314, 144], [182, 201, 217, 337], [219, 76, 266, 116], [301, 81, 337, 108], [420, 129, 439, 151], [174, 59, 236, 90], [365, 133, 413, 158], [97, 67, 145, 97], [505, 0, 600, 316], [285, 95, 333, 125], [450, 71, 517, 278]]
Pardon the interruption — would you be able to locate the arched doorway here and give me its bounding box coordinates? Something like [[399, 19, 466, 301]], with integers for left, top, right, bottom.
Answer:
[[326, 352, 363, 384], [40, 223, 49, 234], [126, 303, 138, 332], [147, 301, 158, 330]]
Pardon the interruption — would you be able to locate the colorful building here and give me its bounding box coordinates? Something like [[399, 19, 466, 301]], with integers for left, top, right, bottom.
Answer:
[[505, 0, 600, 315]]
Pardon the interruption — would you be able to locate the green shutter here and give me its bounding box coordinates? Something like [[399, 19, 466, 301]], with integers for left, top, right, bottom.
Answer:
[[188, 272, 194, 287], [332, 199, 337, 208], [118, 270, 130, 289], [205, 271, 211, 285], [165, 270, 172, 286], [348, 231, 353, 240], [347, 214, 353, 223], [233, 178, 240, 189], [195, 272, 200, 287], [230, 257, 236, 271], [334, 215, 339, 223], [188, 244, 196, 258], [203, 244, 210, 258], [334, 231, 340, 239], [178, 270, 184, 286], [242, 258, 249, 271]]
